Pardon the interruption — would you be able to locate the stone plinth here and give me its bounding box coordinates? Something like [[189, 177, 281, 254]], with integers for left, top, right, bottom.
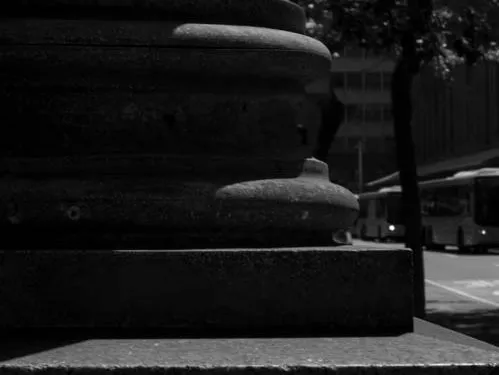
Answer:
[[0, 247, 412, 335], [0, 0, 357, 249], [1, 326, 499, 374]]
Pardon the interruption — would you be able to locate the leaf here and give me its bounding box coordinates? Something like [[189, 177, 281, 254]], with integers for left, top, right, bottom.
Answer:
[[291, 0, 499, 78]]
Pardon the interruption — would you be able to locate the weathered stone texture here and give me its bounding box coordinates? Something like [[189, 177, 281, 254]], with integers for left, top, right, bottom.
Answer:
[[0, 247, 413, 334], [0, 0, 358, 247]]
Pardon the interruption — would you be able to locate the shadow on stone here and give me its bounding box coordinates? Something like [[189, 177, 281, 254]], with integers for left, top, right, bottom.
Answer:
[[3, 227, 344, 250], [0, 338, 84, 362], [426, 307, 499, 348]]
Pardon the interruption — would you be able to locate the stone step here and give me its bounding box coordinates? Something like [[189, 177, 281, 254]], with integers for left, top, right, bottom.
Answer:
[[0, 247, 413, 335], [1, 320, 499, 375]]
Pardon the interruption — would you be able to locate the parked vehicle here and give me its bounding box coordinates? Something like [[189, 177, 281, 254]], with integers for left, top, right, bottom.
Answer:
[[420, 168, 499, 253], [353, 186, 405, 242]]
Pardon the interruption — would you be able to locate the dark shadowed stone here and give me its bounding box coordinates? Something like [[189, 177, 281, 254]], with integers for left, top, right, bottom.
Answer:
[[4, 0, 306, 34], [0, 159, 358, 249], [0, 21, 329, 84], [0, 247, 412, 334], [0, 0, 355, 248]]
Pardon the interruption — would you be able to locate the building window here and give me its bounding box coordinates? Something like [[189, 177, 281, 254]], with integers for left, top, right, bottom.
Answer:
[[358, 137, 395, 154], [382, 72, 392, 91], [345, 72, 363, 90], [330, 72, 345, 89], [333, 136, 350, 153], [345, 104, 362, 123], [368, 137, 392, 153], [364, 104, 383, 123], [383, 104, 393, 122], [346, 136, 363, 150], [365, 72, 382, 91], [384, 137, 396, 153], [343, 47, 365, 59], [363, 137, 374, 152]]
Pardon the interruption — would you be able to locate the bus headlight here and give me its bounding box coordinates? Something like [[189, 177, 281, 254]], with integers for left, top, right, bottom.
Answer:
[[480, 229, 487, 235], [389, 225, 396, 231]]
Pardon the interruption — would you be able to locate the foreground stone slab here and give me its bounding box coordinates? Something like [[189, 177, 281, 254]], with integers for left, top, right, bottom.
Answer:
[[0, 247, 412, 335], [1, 322, 498, 375]]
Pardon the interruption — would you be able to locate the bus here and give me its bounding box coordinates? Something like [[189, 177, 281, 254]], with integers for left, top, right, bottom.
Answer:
[[353, 186, 405, 242], [420, 168, 499, 253]]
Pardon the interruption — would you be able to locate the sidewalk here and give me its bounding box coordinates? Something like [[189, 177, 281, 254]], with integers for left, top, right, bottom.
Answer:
[[425, 282, 499, 347]]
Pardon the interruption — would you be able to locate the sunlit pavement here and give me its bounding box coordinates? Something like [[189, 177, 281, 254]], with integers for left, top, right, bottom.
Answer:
[[354, 239, 499, 347]]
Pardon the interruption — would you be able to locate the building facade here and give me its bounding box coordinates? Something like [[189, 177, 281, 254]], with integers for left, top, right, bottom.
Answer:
[[305, 47, 397, 192], [367, 61, 499, 188], [364, 0, 499, 189], [332, 47, 395, 154], [413, 62, 499, 168]]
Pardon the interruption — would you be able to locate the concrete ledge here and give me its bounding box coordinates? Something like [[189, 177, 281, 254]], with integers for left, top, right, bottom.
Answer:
[[1, 324, 498, 374], [0, 247, 413, 334]]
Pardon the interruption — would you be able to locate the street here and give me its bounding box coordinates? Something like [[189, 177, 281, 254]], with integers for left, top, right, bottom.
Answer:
[[354, 240, 499, 347]]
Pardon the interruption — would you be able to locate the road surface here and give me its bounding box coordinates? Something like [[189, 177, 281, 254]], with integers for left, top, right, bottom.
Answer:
[[354, 240, 499, 346]]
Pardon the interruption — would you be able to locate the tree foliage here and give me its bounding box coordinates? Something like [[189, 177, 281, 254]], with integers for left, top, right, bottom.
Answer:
[[292, 0, 499, 77]]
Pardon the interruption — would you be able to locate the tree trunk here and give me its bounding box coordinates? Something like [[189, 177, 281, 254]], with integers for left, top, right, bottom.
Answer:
[[391, 58, 426, 318]]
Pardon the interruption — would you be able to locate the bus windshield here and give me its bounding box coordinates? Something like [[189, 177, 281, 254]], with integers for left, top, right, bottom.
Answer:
[[386, 194, 403, 224], [475, 177, 499, 226]]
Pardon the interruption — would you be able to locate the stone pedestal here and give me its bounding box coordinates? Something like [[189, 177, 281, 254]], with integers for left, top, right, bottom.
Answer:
[[1, 1, 498, 374], [0, 247, 498, 374], [0, 247, 413, 334], [0, 0, 357, 249]]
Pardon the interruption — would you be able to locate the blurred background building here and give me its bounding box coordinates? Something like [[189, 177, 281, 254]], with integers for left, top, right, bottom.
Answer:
[[367, 61, 499, 189], [304, 47, 397, 193]]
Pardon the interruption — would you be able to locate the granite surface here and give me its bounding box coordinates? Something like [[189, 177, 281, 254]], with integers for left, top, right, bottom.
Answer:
[[0, 21, 330, 85], [0, 158, 357, 248], [0, 0, 346, 243], [0, 16, 329, 160], [0, 93, 309, 156], [1, 332, 498, 374], [4, 0, 306, 34], [1, 7, 329, 157], [0, 20, 321, 51], [216, 159, 357, 205], [214, 159, 359, 237], [0, 247, 413, 333]]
